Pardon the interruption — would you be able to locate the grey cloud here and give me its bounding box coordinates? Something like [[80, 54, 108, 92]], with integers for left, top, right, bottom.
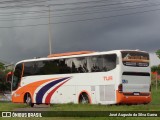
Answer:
[[0, 0, 160, 65]]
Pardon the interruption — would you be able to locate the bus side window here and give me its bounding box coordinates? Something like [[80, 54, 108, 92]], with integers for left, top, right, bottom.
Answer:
[[103, 54, 117, 71], [89, 54, 117, 72], [23, 62, 35, 76], [71, 57, 88, 73], [38, 60, 60, 75], [71, 61, 78, 73], [59, 59, 71, 74], [89, 56, 101, 72]]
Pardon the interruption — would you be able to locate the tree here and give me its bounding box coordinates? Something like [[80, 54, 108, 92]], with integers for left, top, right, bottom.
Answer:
[[0, 62, 4, 70], [151, 66, 160, 74], [156, 49, 160, 59], [0, 62, 12, 92], [151, 66, 158, 72]]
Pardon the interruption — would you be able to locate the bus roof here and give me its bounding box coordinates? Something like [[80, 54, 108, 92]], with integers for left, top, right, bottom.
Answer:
[[15, 49, 148, 65], [48, 51, 94, 58]]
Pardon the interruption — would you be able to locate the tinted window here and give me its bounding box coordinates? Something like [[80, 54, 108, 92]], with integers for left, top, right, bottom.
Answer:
[[38, 60, 60, 75], [22, 54, 117, 76], [23, 60, 60, 76], [65, 57, 88, 73], [12, 63, 23, 91], [23, 62, 38, 76], [89, 54, 117, 72], [59, 59, 71, 74]]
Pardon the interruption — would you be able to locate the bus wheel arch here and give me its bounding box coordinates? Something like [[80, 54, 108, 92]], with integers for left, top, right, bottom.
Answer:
[[78, 91, 92, 104], [24, 92, 34, 107]]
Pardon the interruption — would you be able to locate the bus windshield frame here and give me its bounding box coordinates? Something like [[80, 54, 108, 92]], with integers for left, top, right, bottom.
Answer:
[[12, 63, 23, 91]]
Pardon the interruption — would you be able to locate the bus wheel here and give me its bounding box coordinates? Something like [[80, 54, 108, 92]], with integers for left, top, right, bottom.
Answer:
[[25, 93, 34, 107], [79, 93, 90, 104]]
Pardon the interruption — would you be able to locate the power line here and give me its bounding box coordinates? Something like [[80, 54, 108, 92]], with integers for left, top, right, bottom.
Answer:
[[0, 0, 47, 5], [0, 0, 114, 6], [51, 8, 160, 24], [0, 0, 47, 8], [0, 0, 39, 4], [0, 2, 159, 21], [0, 0, 149, 9], [50, 2, 160, 17], [50, 0, 151, 12], [0, 0, 151, 16], [0, 7, 160, 28]]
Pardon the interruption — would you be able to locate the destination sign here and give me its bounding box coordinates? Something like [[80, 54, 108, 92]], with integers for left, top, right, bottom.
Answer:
[[121, 51, 149, 67]]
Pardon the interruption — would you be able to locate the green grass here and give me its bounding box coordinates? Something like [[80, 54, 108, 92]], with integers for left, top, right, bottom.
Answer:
[[0, 101, 27, 111], [49, 104, 160, 111], [48, 83, 160, 111], [1, 84, 160, 119], [151, 82, 160, 105]]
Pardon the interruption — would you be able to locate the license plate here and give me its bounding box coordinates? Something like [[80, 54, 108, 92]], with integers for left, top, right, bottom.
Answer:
[[134, 92, 140, 96]]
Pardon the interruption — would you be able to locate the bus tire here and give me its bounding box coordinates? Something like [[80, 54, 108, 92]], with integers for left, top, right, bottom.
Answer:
[[79, 92, 90, 104], [24, 93, 34, 107]]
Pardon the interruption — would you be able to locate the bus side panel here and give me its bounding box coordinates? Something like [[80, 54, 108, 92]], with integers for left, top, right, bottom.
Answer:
[[74, 72, 117, 105], [49, 86, 76, 104], [12, 71, 118, 105], [98, 85, 116, 105]]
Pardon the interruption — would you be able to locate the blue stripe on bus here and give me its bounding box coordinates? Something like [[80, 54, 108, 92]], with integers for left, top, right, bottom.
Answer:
[[36, 77, 70, 103]]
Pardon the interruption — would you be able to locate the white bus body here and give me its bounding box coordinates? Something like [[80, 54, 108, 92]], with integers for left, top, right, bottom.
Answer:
[[11, 50, 151, 106]]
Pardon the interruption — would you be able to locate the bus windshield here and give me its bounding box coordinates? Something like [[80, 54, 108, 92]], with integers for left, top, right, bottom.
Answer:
[[12, 63, 23, 91], [121, 51, 149, 67]]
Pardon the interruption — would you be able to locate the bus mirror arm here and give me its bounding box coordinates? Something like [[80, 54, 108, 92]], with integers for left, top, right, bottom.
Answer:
[[6, 72, 13, 83]]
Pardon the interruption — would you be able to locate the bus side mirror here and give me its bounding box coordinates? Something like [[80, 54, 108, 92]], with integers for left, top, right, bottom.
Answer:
[[6, 72, 13, 83]]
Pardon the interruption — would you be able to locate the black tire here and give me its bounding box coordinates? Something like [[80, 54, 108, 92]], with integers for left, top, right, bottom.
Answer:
[[79, 93, 90, 104], [25, 93, 34, 107]]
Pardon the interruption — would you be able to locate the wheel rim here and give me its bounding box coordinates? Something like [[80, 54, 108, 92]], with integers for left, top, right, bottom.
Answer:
[[81, 94, 89, 104], [26, 94, 31, 105], [82, 99, 88, 104]]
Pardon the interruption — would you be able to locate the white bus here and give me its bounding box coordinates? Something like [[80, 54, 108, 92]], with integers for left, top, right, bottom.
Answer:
[[11, 50, 151, 107]]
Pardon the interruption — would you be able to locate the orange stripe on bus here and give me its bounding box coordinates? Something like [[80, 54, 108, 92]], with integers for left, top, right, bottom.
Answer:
[[12, 77, 60, 103]]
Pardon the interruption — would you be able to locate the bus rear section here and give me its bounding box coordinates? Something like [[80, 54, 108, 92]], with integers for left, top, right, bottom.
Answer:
[[117, 51, 151, 104]]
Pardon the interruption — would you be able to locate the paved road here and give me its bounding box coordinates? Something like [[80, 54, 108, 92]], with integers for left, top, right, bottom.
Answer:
[[0, 93, 11, 101], [13, 104, 51, 111]]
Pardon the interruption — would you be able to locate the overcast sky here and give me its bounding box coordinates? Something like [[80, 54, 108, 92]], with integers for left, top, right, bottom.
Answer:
[[0, 0, 160, 66]]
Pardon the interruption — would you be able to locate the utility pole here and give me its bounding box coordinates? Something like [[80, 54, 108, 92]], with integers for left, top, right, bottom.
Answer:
[[48, 6, 52, 55]]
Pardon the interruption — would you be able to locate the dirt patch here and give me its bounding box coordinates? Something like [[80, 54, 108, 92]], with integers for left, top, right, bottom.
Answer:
[[13, 104, 51, 111]]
